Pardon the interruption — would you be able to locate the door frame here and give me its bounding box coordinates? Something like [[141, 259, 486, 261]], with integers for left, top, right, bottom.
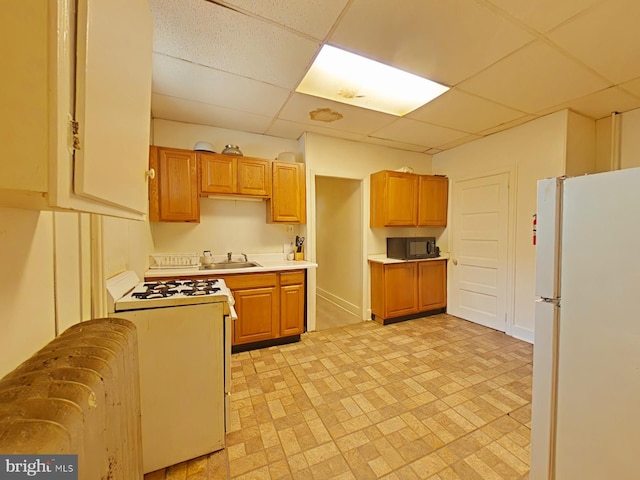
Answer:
[[307, 170, 367, 332], [448, 166, 518, 336]]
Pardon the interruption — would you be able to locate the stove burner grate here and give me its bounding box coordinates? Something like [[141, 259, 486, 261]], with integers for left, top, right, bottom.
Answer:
[[182, 287, 221, 296]]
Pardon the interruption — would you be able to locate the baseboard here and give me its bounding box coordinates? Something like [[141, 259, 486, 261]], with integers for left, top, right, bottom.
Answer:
[[511, 325, 534, 344], [316, 288, 361, 318]]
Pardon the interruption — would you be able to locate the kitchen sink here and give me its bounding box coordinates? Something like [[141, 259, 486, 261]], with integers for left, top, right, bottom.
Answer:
[[203, 261, 261, 270]]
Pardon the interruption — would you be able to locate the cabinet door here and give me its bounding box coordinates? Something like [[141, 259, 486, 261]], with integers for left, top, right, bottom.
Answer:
[[418, 260, 447, 310], [418, 176, 448, 226], [153, 147, 199, 222], [384, 263, 418, 318], [200, 153, 236, 194], [237, 158, 271, 197], [232, 287, 278, 345], [74, 0, 152, 215], [280, 271, 305, 336], [268, 162, 306, 223], [370, 171, 417, 227]]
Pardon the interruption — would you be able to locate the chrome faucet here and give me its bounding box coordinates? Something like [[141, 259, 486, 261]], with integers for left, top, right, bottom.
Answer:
[[227, 251, 232, 262], [241, 253, 248, 262]]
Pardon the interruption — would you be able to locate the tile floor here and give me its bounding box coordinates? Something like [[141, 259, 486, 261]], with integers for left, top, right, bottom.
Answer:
[[145, 314, 533, 479]]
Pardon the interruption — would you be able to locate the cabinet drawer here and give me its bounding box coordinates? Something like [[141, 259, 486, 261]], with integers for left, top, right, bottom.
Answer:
[[280, 271, 304, 286], [222, 273, 277, 290]]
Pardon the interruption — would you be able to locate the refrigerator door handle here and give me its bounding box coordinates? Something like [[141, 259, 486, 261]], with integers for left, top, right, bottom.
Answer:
[[538, 297, 561, 306]]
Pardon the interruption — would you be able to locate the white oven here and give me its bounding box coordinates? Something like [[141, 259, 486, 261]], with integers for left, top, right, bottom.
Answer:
[[106, 271, 235, 474]]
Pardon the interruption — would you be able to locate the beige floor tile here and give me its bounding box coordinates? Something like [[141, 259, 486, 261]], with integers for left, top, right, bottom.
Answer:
[[145, 314, 533, 480]]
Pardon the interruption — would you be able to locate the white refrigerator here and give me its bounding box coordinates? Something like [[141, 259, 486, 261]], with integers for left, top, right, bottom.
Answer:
[[530, 168, 640, 479]]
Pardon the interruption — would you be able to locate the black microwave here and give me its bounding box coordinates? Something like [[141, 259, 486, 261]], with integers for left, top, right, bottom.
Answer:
[[387, 237, 439, 260]]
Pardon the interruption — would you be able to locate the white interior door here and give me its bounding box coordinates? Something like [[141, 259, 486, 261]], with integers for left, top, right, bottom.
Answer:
[[449, 173, 509, 331]]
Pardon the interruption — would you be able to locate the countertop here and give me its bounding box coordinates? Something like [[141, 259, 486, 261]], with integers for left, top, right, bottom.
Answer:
[[367, 253, 450, 264], [146, 253, 317, 278]]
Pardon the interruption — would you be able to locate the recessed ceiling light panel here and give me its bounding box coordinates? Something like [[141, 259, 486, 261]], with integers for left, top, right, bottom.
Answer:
[[296, 45, 449, 116]]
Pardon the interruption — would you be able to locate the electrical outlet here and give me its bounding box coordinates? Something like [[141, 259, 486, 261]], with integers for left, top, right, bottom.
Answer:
[[285, 225, 294, 234]]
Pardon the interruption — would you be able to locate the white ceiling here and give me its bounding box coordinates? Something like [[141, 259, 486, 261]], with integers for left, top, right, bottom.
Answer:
[[149, 0, 640, 154]]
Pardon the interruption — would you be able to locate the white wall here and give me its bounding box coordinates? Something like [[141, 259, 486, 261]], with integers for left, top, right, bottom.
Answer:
[[103, 216, 154, 279], [620, 108, 640, 169], [303, 132, 433, 322], [433, 111, 571, 342], [0, 208, 95, 377], [595, 107, 640, 172], [0, 209, 56, 377], [316, 176, 362, 316]]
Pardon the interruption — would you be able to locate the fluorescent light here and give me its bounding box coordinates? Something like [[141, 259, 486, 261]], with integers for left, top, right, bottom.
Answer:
[[296, 45, 449, 116]]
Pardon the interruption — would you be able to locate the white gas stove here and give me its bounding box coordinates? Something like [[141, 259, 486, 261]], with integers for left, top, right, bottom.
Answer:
[[105, 270, 234, 473], [107, 270, 235, 316]]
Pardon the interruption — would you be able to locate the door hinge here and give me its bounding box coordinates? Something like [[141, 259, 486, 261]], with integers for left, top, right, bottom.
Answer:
[[70, 119, 81, 150]]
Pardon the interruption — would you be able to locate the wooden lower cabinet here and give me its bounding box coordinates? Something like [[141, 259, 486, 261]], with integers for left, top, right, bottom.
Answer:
[[418, 260, 447, 310], [223, 271, 305, 347], [370, 260, 446, 324], [232, 285, 279, 345], [279, 271, 305, 337]]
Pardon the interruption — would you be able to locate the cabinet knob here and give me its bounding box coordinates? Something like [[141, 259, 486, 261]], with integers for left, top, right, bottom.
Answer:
[[146, 168, 156, 180], [452, 259, 458, 265]]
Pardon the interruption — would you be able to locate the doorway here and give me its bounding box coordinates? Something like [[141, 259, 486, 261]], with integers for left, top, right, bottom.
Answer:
[[449, 172, 510, 332], [315, 176, 363, 330]]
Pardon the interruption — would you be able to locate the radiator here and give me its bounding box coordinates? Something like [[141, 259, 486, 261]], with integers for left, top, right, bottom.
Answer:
[[0, 318, 143, 479]]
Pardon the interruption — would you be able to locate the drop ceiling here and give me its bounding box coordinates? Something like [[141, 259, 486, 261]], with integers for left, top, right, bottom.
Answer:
[[149, 0, 640, 154]]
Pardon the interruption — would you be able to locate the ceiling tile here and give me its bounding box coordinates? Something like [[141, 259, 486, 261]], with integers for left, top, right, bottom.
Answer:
[[459, 40, 610, 113], [485, 0, 605, 33], [277, 93, 397, 135], [329, 0, 534, 86], [476, 114, 539, 136], [151, 94, 273, 134], [536, 87, 640, 120], [149, 0, 319, 88], [620, 77, 640, 98], [548, 0, 640, 84], [266, 119, 364, 141], [436, 134, 482, 151], [224, 0, 350, 40], [152, 54, 290, 116], [361, 137, 430, 153], [371, 118, 469, 149], [407, 89, 528, 133]]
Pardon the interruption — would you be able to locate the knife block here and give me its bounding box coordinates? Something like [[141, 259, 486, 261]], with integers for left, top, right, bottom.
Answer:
[[294, 249, 304, 261]]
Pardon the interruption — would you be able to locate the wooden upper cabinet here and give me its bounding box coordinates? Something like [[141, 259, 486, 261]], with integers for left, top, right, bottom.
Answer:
[[370, 170, 448, 227], [200, 153, 236, 194], [237, 158, 271, 197], [418, 175, 448, 226], [200, 153, 270, 198], [370, 171, 418, 227], [149, 146, 199, 223], [268, 162, 306, 224]]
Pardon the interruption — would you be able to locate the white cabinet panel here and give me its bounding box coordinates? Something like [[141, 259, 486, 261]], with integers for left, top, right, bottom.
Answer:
[[74, 0, 152, 214], [0, 0, 152, 219]]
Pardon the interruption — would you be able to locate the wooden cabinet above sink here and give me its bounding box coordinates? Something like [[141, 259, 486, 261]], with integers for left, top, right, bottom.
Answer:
[[200, 153, 271, 198]]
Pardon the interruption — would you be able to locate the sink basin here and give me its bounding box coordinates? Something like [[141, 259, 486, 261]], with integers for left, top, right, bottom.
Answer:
[[203, 261, 261, 270]]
